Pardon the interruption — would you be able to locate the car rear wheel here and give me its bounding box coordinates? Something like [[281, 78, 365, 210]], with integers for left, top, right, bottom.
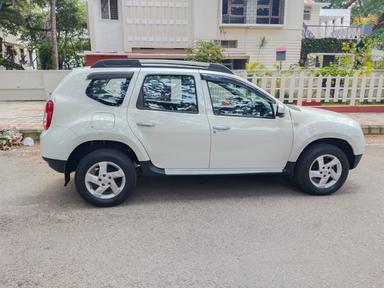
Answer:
[[75, 149, 137, 207], [294, 143, 349, 195]]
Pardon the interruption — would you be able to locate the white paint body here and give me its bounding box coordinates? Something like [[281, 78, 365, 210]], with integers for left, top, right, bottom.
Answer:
[[40, 67, 365, 175]]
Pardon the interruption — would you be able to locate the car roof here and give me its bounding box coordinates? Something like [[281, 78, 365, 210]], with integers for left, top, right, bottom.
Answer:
[[90, 59, 233, 75]]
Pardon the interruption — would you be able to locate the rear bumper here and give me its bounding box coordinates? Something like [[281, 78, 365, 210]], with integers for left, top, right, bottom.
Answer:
[[43, 157, 66, 173], [351, 154, 363, 169]]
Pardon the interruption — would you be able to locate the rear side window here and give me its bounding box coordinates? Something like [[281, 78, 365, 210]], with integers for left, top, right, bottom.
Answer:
[[86, 74, 131, 106], [137, 75, 198, 113]]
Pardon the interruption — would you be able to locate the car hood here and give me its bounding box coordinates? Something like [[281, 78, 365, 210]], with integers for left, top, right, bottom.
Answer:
[[287, 105, 358, 126]]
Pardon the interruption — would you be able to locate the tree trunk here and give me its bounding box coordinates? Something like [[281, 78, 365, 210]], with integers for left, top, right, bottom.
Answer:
[[28, 49, 34, 69], [50, 0, 59, 70]]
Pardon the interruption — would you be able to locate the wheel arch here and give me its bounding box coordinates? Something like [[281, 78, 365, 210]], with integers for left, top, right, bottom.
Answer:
[[294, 138, 355, 169], [66, 140, 140, 174]]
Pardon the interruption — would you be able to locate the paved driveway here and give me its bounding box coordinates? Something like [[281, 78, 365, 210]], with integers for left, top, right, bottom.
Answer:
[[1, 137, 384, 288]]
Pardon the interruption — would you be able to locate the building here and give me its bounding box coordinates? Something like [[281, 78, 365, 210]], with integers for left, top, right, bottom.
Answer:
[[302, 0, 372, 68], [86, 0, 304, 69], [303, 0, 372, 39], [0, 31, 36, 70]]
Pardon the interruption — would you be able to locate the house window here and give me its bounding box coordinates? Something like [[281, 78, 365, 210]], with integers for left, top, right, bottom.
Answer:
[[222, 59, 247, 70], [222, 0, 246, 24], [304, 8, 311, 20], [101, 0, 118, 20], [256, 0, 284, 24], [220, 40, 238, 49], [222, 0, 285, 25]]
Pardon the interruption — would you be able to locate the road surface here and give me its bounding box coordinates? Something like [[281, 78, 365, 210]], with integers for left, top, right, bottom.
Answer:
[[1, 137, 384, 288]]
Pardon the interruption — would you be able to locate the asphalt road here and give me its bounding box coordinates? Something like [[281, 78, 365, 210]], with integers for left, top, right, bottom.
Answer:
[[1, 137, 384, 288]]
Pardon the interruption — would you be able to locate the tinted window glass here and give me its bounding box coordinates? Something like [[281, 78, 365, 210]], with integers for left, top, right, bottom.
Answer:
[[100, 0, 109, 19], [207, 80, 273, 118], [86, 78, 130, 106], [110, 0, 118, 20], [139, 75, 198, 113]]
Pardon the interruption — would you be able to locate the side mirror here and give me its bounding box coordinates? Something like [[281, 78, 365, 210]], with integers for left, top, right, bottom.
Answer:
[[276, 103, 286, 118]]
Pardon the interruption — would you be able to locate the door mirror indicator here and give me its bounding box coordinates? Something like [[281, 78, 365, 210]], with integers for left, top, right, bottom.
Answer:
[[276, 103, 286, 118]]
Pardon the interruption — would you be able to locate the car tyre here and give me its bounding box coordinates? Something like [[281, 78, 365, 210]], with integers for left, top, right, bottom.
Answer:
[[294, 143, 349, 196], [75, 149, 137, 207]]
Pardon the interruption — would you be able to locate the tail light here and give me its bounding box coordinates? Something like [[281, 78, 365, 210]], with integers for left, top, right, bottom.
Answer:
[[43, 100, 54, 130]]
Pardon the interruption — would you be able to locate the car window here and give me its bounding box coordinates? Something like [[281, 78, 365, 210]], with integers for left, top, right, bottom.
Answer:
[[138, 75, 198, 113], [207, 79, 274, 118], [86, 78, 130, 106]]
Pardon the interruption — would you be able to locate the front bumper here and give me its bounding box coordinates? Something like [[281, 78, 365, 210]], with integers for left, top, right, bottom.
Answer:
[[351, 154, 363, 169], [43, 157, 66, 173]]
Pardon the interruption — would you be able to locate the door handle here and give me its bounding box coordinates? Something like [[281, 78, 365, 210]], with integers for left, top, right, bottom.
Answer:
[[213, 125, 231, 131], [137, 122, 155, 128]]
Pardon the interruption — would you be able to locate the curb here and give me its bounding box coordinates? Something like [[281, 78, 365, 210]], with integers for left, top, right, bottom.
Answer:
[[20, 129, 42, 142], [19, 126, 384, 142], [361, 125, 384, 135]]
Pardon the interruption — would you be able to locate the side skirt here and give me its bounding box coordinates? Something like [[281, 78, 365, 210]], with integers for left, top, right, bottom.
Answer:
[[139, 161, 288, 176]]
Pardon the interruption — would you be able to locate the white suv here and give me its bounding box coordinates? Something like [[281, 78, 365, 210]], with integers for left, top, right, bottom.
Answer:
[[41, 60, 365, 207]]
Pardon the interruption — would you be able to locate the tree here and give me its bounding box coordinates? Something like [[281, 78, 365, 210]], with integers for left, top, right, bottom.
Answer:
[[50, 0, 58, 69], [18, 0, 89, 69], [0, 0, 26, 33], [186, 40, 224, 63]]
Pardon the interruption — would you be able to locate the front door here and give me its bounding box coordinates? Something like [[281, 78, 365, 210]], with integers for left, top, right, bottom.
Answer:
[[128, 70, 211, 169], [203, 75, 293, 171]]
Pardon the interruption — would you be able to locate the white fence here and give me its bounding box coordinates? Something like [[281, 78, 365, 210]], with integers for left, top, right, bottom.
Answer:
[[0, 70, 383, 104], [0, 70, 69, 101], [235, 71, 384, 105]]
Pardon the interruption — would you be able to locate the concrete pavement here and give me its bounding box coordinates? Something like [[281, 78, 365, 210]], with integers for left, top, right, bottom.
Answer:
[[0, 101, 384, 138], [1, 136, 384, 288]]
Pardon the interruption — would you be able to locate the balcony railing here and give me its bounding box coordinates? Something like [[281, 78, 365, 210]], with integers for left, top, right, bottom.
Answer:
[[303, 24, 373, 39]]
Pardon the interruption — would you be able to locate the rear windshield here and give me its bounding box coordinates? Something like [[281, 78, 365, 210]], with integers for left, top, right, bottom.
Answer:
[[86, 77, 131, 106]]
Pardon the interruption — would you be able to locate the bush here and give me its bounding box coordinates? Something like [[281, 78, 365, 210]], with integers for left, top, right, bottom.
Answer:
[[300, 38, 356, 66], [186, 40, 224, 63]]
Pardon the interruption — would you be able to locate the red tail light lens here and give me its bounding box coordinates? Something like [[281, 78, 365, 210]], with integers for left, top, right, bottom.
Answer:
[[43, 100, 54, 130]]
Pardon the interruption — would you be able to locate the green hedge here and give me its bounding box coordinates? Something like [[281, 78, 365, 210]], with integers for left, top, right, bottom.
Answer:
[[300, 38, 356, 65]]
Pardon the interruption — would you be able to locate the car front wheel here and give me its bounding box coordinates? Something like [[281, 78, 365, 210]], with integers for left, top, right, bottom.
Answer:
[[75, 149, 137, 207], [295, 143, 349, 195]]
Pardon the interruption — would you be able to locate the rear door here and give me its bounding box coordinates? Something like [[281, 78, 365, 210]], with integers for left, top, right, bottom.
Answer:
[[127, 69, 211, 169]]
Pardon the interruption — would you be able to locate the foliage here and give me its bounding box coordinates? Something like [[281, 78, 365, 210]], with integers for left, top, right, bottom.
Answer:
[[352, 14, 379, 26], [186, 40, 224, 63], [256, 36, 267, 60], [37, 40, 52, 70], [312, 38, 375, 76], [246, 61, 266, 77], [374, 57, 384, 69], [1, 0, 89, 69], [0, 0, 27, 33], [300, 38, 351, 65]]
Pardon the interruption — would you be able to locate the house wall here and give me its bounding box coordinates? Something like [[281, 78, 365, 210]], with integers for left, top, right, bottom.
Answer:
[[319, 8, 351, 26], [303, 4, 321, 26], [303, 4, 322, 38], [87, 0, 124, 52], [220, 0, 304, 68], [87, 0, 304, 68]]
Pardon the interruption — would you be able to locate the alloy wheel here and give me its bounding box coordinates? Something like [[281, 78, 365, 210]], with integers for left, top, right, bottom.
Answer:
[[309, 154, 342, 189], [84, 161, 126, 199]]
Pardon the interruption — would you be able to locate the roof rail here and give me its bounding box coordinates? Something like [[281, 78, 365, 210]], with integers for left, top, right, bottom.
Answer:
[[90, 59, 233, 74]]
